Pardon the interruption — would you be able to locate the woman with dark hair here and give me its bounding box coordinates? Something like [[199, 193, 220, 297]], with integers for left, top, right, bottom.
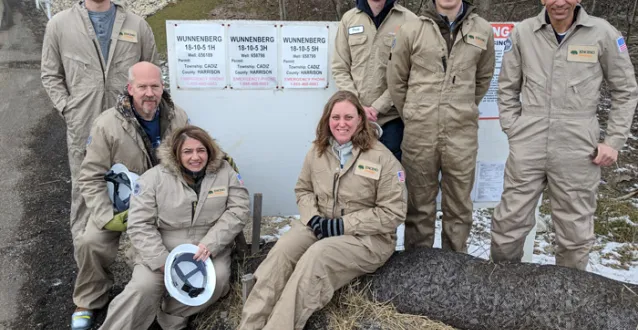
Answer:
[[239, 90, 408, 330], [99, 125, 250, 330]]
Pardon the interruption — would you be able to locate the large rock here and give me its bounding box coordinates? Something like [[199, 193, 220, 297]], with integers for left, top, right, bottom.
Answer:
[[366, 248, 638, 330]]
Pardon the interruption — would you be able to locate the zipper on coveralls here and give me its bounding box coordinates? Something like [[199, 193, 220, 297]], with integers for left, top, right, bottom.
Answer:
[[191, 201, 197, 222], [91, 40, 106, 84], [332, 172, 339, 218]]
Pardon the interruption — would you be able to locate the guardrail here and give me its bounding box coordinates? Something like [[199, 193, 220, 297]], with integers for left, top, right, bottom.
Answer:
[[35, 0, 51, 20]]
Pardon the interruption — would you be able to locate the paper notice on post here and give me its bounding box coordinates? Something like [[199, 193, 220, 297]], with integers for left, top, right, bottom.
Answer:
[[280, 25, 329, 89], [174, 23, 226, 89], [475, 162, 505, 202], [228, 24, 278, 89]]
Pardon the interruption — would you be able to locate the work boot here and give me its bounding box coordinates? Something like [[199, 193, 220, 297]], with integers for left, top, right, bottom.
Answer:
[[70, 308, 93, 330]]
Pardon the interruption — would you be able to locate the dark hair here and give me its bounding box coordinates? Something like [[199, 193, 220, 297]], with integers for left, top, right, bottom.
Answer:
[[314, 90, 376, 156], [170, 125, 217, 180]]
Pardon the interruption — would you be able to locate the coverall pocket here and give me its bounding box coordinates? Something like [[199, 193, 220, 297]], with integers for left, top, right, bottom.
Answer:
[[521, 72, 545, 108], [455, 43, 482, 72], [566, 64, 602, 111], [377, 35, 394, 65], [111, 53, 139, 82], [198, 196, 226, 226], [505, 116, 523, 139], [348, 35, 368, 67], [62, 53, 96, 87], [412, 54, 441, 73]]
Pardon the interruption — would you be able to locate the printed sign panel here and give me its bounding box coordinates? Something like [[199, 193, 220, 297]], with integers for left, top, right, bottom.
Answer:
[[280, 25, 329, 89], [174, 23, 227, 89], [228, 24, 278, 89]]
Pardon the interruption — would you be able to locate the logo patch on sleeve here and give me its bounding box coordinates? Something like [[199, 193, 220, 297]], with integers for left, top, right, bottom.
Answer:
[[397, 170, 405, 182], [133, 182, 141, 196], [617, 36, 628, 53], [237, 174, 244, 186]]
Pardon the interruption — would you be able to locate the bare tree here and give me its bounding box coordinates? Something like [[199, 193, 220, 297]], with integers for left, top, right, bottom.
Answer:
[[626, 0, 638, 45], [477, 0, 492, 18], [278, 0, 287, 20], [330, 0, 342, 20]]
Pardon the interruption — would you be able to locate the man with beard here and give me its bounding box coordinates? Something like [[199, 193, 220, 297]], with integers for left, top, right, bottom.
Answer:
[[491, 0, 638, 270], [41, 0, 159, 247], [332, 0, 417, 160], [70, 62, 188, 329], [387, 0, 495, 252]]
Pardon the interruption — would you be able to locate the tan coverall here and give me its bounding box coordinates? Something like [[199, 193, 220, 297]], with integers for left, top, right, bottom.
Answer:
[[332, 3, 417, 127], [387, 2, 495, 251], [99, 141, 250, 330], [491, 7, 638, 270], [41, 1, 159, 240], [73, 92, 188, 309], [239, 141, 407, 330]]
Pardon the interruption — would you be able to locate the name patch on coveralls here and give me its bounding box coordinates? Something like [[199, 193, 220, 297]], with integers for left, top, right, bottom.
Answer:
[[466, 33, 488, 50], [207, 186, 228, 198], [354, 160, 381, 180], [567, 45, 598, 63], [118, 29, 138, 43], [348, 25, 364, 35]]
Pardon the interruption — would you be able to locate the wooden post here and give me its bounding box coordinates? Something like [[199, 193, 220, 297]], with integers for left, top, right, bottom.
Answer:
[[251, 193, 263, 255], [241, 273, 256, 303]]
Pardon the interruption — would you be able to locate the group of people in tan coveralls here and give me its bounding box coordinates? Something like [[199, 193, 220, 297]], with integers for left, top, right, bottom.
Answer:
[[42, 1, 248, 329], [41, 0, 637, 329]]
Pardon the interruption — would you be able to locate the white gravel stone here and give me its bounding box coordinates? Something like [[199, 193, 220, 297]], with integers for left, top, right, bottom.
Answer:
[[50, 0, 175, 18]]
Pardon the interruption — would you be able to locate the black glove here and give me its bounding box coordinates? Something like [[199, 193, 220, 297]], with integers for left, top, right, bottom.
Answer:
[[307, 215, 344, 240], [307, 215, 325, 239]]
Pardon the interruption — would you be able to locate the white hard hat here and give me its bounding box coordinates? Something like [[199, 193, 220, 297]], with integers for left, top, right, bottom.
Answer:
[[164, 244, 216, 307], [104, 163, 140, 213]]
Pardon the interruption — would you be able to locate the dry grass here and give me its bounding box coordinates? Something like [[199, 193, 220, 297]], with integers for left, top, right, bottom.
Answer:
[[193, 276, 455, 330], [193, 281, 245, 329], [325, 282, 456, 330]]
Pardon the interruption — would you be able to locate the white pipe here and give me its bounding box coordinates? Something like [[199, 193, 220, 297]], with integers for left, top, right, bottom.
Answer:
[[35, 0, 52, 20]]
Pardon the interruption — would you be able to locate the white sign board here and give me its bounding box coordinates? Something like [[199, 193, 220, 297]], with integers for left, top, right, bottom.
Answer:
[[280, 25, 330, 89], [227, 24, 278, 89], [174, 23, 226, 89], [478, 23, 516, 119], [167, 20, 535, 259], [167, 20, 517, 214]]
